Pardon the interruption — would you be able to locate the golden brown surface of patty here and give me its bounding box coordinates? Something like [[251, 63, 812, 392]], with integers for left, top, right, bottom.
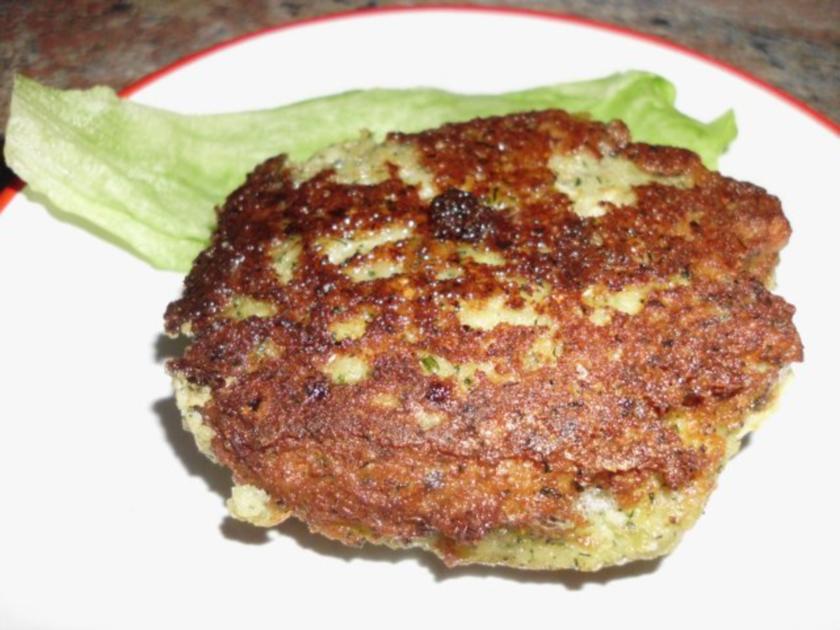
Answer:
[[165, 110, 802, 568]]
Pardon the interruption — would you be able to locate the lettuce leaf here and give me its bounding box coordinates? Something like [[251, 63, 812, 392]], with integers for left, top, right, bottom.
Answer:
[[4, 71, 736, 271]]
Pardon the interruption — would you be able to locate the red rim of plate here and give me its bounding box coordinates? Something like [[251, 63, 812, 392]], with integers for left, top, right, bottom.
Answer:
[[3, 3, 837, 212]]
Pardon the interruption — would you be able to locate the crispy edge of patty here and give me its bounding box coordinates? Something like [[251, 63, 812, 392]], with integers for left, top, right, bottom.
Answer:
[[170, 369, 790, 571]]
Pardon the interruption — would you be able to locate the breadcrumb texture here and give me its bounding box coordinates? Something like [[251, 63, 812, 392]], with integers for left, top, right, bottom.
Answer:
[[165, 110, 802, 570]]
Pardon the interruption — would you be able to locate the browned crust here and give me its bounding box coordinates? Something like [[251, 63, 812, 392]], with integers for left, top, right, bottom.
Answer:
[[165, 110, 802, 550]]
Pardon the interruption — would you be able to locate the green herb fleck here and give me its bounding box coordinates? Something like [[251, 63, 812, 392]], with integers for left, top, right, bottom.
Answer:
[[420, 356, 440, 373]]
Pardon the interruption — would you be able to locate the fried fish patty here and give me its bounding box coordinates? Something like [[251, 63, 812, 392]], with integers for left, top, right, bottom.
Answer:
[[165, 110, 802, 570]]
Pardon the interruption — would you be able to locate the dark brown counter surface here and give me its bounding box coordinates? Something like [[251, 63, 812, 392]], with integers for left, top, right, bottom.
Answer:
[[1, 0, 837, 180]]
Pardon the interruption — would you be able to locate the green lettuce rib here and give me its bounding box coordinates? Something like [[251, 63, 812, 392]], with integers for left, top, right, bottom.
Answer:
[[4, 71, 736, 271]]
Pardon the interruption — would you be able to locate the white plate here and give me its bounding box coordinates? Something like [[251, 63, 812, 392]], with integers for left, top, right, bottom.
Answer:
[[1, 7, 837, 630]]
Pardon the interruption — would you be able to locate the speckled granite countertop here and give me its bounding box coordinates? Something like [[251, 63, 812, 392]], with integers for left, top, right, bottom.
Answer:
[[1, 0, 837, 180]]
